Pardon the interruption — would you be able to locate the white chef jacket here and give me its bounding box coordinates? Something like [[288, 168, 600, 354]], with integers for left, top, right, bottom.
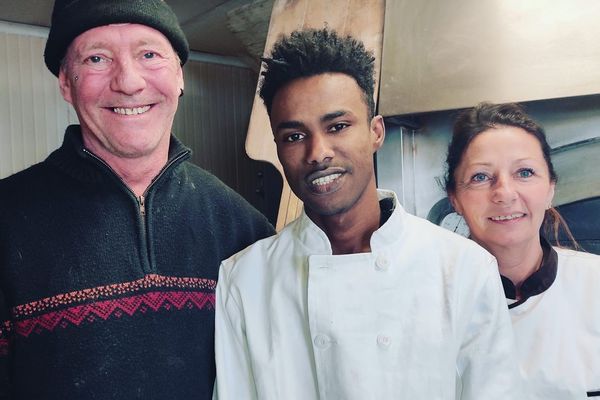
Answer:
[[508, 246, 600, 399], [215, 190, 523, 400]]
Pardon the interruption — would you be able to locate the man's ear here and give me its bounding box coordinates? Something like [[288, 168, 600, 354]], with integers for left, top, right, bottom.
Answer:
[[177, 65, 184, 96], [58, 67, 74, 105], [370, 115, 385, 152]]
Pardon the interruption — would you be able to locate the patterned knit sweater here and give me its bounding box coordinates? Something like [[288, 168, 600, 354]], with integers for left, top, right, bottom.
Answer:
[[0, 126, 275, 399]]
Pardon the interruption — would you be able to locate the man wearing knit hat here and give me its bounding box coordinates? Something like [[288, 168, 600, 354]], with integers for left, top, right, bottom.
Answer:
[[0, 1, 274, 399]]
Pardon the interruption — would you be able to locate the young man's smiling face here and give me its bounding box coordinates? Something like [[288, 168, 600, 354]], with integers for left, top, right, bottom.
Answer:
[[59, 23, 184, 162], [270, 72, 384, 222]]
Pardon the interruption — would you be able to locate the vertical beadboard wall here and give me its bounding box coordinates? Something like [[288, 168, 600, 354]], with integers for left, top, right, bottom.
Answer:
[[0, 21, 281, 222], [175, 59, 282, 223], [0, 22, 78, 178], [175, 61, 257, 202]]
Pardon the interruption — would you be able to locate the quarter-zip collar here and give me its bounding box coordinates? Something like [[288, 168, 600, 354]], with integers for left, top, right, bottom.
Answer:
[[46, 125, 191, 186], [44, 125, 192, 275]]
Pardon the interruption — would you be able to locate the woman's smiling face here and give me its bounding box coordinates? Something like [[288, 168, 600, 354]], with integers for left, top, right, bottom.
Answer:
[[449, 126, 555, 253]]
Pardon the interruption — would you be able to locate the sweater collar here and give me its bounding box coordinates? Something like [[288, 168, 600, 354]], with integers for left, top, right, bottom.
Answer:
[[46, 125, 191, 183], [502, 236, 558, 304]]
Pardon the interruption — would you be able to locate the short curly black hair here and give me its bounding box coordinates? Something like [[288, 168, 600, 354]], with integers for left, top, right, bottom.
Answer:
[[259, 28, 376, 119]]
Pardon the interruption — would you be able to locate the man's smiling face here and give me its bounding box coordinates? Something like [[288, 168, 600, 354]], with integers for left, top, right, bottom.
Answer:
[[271, 72, 384, 220], [59, 23, 183, 161]]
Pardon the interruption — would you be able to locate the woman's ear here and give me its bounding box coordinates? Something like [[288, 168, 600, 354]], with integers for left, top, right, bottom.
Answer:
[[448, 193, 463, 215], [545, 181, 556, 210]]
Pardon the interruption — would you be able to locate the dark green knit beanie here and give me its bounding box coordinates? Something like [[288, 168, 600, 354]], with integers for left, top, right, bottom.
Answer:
[[44, 0, 190, 76]]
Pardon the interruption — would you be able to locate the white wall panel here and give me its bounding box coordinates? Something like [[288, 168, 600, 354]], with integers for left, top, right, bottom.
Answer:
[[0, 22, 76, 179]]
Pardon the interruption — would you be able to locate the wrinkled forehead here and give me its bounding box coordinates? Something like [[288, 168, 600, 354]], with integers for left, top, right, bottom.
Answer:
[[73, 23, 173, 49], [63, 23, 177, 65]]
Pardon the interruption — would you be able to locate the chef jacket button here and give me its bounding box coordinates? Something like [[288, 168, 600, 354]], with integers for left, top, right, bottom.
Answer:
[[375, 256, 389, 271], [377, 334, 392, 348], [314, 334, 331, 349]]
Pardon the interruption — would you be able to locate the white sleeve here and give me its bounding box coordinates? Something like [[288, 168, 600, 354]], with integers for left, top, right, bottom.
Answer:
[[214, 262, 258, 400], [456, 259, 527, 400]]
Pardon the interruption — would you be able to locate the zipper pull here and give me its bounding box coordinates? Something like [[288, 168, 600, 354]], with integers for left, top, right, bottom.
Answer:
[[138, 195, 146, 216]]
